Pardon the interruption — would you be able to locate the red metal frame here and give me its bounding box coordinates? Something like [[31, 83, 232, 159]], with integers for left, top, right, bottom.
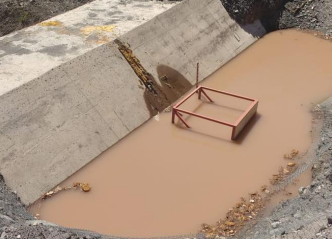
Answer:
[[172, 86, 259, 140]]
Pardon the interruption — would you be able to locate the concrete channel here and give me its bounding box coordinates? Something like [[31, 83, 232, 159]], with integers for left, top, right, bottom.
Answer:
[[29, 29, 332, 237], [0, 0, 265, 206], [3, 0, 332, 238]]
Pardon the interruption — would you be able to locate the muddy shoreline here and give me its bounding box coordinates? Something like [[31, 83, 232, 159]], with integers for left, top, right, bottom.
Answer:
[[2, 95, 332, 239], [234, 99, 332, 238], [1, 0, 332, 238]]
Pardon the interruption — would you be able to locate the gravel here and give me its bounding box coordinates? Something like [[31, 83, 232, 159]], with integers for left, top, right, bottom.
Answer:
[[279, 0, 332, 35], [235, 97, 332, 239], [0, 175, 33, 228], [221, 0, 332, 35], [220, 0, 284, 28]]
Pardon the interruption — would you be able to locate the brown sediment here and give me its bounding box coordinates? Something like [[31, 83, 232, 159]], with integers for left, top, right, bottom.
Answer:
[[200, 142, 315, 237], [284, 149, 299, 159], [201, 193, 265, 237], [41, 182, 91, 200], [199, 150, 300, 237], [29, 30, 332, 237]]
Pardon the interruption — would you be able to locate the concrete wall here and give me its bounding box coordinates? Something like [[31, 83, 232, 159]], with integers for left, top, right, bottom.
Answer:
[[119, 0, 265, 86], [0, 0, 265, 205], [0, 0, 178, 96]]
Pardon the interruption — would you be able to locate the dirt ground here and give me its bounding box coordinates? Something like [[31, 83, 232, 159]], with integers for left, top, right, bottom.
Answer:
[[0, 0, 96, 37], [1, 0, 332, 238]]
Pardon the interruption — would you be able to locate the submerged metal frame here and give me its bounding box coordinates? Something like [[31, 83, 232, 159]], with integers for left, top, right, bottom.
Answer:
[[171, 86, 259, 140]]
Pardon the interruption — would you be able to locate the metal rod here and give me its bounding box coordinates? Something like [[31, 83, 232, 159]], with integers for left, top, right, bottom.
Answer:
[[174, 87, 201, 108], [201, 89, 213, 102], [201, 86, 256, 101], [175, 111, 190, 128], [171, 84, 258, 141], [171, 108, 175, 123], [176, 108, 235, 127], [196, 63, 199, 89]]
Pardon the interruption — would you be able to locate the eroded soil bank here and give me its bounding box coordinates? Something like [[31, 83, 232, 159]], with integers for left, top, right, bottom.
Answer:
[[28, 30, 332, 238]]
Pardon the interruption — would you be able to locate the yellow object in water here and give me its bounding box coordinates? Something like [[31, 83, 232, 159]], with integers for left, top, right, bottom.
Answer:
[[80, 183, 91, 192], [39, 21, 63, 27], [80, 25, 116, 35]]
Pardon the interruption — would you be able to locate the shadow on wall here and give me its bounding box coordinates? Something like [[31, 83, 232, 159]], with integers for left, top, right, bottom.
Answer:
[[144, 65, 193, 116]]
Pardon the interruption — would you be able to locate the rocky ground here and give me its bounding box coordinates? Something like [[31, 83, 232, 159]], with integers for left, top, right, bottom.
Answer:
[[222, 0, 332, 35], [234, 97, 332, 239], [1, 0, 332, 238], [278, 0, 332, 35]]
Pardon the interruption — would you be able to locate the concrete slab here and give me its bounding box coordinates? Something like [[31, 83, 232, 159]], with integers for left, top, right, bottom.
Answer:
[[119, 0, 266, 85], [0, 44, 148, 204], [0, 0, 266, 205], [0, 0, 179, 96]]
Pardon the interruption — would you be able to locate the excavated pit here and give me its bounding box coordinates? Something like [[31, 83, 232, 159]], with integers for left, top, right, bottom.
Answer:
[[29, 30, 332, 237]]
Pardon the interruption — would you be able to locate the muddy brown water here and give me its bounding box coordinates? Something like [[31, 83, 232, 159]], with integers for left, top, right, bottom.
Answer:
[[29, 30, 332, 237]]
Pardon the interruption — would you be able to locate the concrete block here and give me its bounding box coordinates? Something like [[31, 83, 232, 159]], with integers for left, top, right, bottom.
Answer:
[[1, 108, 118, 204]]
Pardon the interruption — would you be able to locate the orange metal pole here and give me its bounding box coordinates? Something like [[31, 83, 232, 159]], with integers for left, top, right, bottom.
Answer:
[[175, 111, 190, 128], [196, 63, 199, 89], [200, 89, 213, 102], [174, 87, 201, 108], [176, 108, 235, 127], [201, 86, 256, 101]]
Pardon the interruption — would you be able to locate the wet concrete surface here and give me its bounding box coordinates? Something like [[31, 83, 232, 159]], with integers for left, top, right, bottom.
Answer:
[[29, 30, 332, 237]]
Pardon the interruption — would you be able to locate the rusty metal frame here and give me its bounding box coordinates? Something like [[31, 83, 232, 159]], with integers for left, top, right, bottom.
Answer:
[[171, 86, 259, 140]]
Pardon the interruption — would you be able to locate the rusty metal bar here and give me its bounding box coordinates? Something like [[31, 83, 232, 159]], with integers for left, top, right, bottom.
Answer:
[[196, 63, 199, 89], [171, 108, 175, 124], [175, 108, 235, 127], [200, 89, 213, 103], [201, 86, 256, 101], [174, 87, 200, 108], [171, 84, 258, 140], [175, 111, 190, 128]]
